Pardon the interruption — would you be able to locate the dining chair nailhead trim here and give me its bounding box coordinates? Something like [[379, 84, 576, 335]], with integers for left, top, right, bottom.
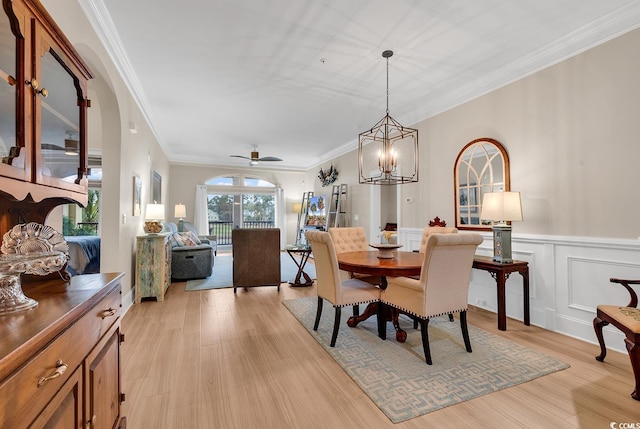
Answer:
[[381, 302, 467, 319]]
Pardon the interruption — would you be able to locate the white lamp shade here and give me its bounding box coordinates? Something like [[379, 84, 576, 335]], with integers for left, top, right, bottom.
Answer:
[[174, 203, 186, 219], [480, 192, 523, 222], [145, 203, 165, 221]]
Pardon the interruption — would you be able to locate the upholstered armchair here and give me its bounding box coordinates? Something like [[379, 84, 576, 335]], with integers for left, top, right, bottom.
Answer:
[[232, 228, 281, 293], [305, 230, 381, 347], [382, 233, 483, 364]]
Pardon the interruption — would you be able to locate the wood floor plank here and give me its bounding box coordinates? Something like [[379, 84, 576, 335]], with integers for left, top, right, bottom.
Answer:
[[120, 273, 640, 428]]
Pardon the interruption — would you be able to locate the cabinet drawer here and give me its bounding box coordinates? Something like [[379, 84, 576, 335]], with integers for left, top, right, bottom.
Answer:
[[0, 286, 121, 427]]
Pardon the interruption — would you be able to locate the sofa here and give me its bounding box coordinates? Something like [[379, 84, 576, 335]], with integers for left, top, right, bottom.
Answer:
[[164, 222, 217, 281]]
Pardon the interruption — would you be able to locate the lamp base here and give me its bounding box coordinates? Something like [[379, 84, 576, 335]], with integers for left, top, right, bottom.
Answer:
[[492, 224, 513, 264], [178, 219, 184, 232], [144, 221, 163, 234]]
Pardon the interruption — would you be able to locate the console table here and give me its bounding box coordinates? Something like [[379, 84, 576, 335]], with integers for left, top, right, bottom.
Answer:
[[472, 255, 530, 331]]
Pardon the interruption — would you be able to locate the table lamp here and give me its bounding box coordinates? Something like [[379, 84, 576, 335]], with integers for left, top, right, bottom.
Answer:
[[480, 192, 522, 264], [144, 203, 165, 234], [174, 203, 186, 232]]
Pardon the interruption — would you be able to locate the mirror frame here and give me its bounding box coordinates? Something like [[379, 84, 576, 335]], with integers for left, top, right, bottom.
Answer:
[[454, 137, 510, 231]]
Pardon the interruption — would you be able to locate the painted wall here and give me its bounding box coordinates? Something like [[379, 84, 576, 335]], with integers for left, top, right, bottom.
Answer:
[[406, 26, 640, 239]]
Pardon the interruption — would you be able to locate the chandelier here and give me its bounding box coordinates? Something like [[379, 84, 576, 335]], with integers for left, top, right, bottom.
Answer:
[[358, 50, 418, 185]]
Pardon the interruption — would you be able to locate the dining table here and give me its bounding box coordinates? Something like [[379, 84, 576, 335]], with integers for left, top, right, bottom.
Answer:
[[337, 250, 423, 342]]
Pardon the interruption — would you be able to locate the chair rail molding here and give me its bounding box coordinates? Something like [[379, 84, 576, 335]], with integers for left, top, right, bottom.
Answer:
[[398, 227, 640, 353]]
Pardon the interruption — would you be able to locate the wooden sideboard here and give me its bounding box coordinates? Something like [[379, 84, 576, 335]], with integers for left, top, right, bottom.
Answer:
[[135, 234, 171, 302], [0, 272, 126, 428]]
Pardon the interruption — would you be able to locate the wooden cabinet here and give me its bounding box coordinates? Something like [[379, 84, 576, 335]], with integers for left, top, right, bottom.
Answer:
[[0, 0, 93, 237], [0, 272, 126, 429], [135, 234, 171, 302]]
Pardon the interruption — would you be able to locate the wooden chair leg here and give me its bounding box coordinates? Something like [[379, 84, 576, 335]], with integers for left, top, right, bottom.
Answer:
[[624, 335, 640, 401], [420, 318, 432, 365], [460, 310, 472, 353], [448, 313, 454, 322], [353, 304, 360, 317], [413, 319, 418, 329], [330, 306, 341, 347], [313, 297, 323, 331], [593, 315, 609, 362]]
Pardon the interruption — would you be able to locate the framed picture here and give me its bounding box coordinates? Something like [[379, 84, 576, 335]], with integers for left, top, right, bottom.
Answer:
[[151, 170, 161, 203], [133, 176, 142, 216]]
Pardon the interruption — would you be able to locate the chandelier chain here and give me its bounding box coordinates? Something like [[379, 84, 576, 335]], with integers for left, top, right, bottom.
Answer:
[[386, 54, 390, 114]]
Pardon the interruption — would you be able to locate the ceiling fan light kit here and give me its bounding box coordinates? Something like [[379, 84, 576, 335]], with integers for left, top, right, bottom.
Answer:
[[230, 146, 283, 166]]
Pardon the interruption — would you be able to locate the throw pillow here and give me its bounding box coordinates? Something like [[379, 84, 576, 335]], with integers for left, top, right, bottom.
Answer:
[[173, 232, 198, 247], [184, 230, 201, 245]]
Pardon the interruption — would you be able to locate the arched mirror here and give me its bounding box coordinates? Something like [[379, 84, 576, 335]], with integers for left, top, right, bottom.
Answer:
[[454, 138, 510, 230]]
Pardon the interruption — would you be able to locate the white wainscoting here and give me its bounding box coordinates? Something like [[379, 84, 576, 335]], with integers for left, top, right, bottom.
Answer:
[[398, 228, 640, 353]]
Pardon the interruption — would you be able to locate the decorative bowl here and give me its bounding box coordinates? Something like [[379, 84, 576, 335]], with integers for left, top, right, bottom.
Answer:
[[369, 243, 403, 259]]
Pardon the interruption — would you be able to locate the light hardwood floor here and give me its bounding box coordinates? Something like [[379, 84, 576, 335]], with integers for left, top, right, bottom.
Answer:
[[121, 270, 639, 428]]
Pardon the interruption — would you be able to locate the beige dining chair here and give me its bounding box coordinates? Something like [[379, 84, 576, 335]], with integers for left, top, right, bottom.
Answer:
[[382, 233, 483, 364], [416, 225, 459, 324], [418, 226, 458, 254], [305, 230, 381, 347], [328, 226, 379, 286]]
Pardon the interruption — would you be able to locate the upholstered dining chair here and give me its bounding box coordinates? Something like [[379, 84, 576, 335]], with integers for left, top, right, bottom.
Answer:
[[415, 225, 459, 323], [328, 226, 379, 286], [593, 278, 640, 400], [382, 233, 483, 364], [418, 226, 458, 254], [305, 230, 380, 347]]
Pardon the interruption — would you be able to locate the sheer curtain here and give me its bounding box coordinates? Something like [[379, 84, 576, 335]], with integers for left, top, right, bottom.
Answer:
[[194, 185, 208, 236], [275, 187, 285, 248]]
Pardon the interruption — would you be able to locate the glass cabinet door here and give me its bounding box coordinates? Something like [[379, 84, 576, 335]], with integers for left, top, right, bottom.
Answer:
[[0, 1, 30, 181], [33, 25, 86, 192]]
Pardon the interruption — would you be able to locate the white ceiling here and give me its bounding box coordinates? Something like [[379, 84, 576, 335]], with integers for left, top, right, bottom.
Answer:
[[81, 0, 640, 170]]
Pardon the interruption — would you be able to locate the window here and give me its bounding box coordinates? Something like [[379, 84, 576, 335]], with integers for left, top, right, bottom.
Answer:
[[205, 174, 278, 244]]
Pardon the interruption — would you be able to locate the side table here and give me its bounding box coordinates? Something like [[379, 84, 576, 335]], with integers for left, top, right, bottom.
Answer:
[[135, 234, 171, 302], [472, 255, 530, 331], [285, 245, 313, 287]]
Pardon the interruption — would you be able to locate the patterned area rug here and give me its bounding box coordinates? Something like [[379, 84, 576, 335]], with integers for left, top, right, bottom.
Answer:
[[185, 254, 316, 290], [282, 297, 569, 423]]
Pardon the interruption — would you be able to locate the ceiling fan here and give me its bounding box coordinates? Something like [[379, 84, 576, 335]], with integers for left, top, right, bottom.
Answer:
[[230, 146, 283, 166]]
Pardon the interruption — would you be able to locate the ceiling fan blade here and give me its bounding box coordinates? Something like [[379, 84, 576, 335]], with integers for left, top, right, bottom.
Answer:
[[230, 155, 251, 160], [258, 156, 283, 162], [41, 143, 65, 151]]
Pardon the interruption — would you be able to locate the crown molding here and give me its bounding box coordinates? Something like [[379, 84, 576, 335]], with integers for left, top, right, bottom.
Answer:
[[79, 0, 164, 149], [403, 1, 640, 126]]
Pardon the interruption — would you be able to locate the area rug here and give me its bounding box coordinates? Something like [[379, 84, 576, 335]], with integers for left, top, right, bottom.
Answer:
[[185, 254, 316, 290], [282, 296, 569, 423]]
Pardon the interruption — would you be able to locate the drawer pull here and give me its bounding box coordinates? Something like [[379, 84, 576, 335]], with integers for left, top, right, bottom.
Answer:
[[100, 308, 117, 319], [37, 360, 68, 387]]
